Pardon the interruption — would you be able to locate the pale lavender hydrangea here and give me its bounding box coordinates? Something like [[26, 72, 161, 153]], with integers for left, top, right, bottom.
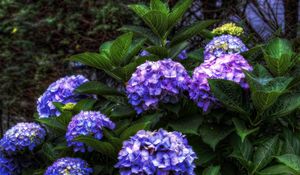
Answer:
[[66, 111, 115, 152], [204, 34, 248, 62], [126, 59, 191, 114], [0, 123, 46, 154], [0, 152, 20, 175], [37, 75, 89, 118], [115, 129, 197, 175], [189, 54, 253, 111], [44, 157, 93, 175]]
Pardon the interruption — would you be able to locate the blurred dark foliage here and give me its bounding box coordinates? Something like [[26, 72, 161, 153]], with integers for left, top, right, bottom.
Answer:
[[0, 0, 299, 135]]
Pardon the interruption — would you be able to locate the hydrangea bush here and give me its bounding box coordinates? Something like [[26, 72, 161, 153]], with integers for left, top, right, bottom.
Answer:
[[1, 0, 300, 175]]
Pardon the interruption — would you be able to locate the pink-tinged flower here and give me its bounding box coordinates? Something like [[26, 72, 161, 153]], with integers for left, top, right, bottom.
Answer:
[[189, 54, 252, 111]]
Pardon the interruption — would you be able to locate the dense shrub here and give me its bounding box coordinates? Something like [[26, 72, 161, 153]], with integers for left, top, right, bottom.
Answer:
[[1, 0, 300, 175]]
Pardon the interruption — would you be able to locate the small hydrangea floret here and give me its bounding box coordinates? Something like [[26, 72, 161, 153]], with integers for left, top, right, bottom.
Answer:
[[204, 34, 248, 62], [126, 59, 191, 114], [0, 152, 20, 175], [212, 23, 244, 36], [44, 157, 93, 175], [0, 123, 46, 154], [37, 75, 89, 118], [115, 129, 197, 175], [66, 111, 115, 152], [189, 54, 252, 111]]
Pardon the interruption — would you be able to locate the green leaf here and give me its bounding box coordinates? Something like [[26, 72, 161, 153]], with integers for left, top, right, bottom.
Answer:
[[36, 118, 66, 132], [145, 46, 169, 58], [120, 122, 151, 140], [265, 38, 294, 59], [124, 38, 146, 64], [263, 93, 300, 119], [282, 129, 300, 155], [74, 136, 116, 158], [110, 104, 136, 118], [202, 165, 221, 175], [41, 143, 58, 162], [276, 154, 300, 173], [75, 81, 124, 96], [150, 0, 169, 14], [230, 137, 253, 171], [258, 165, 297, 175], [251, 136, 279, 173], [232, 118, 259, 142], [142, 11, 168, 38], [208, 79, 248, 114], [169, 41, 188, 59], [110, 32, 133, 66], [73, 99, 96, 113], [69, 52, 112, 71], [168, 0, 193, 29], [119, 25, 160, 45], [170, 20, 217, 46], [187, 48, 204, 62], [99, 41, 113, 57], [128, 4, 150, 18], [263, 38, 295, 76], [199, 125, 234, 150], [168, 115, 202, 135]]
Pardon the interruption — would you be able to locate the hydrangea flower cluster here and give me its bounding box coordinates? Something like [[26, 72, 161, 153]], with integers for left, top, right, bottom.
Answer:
[[212, 23, 244, 36], [204, 34, 248, 62], [66, 111, 115, 152], [126, 59, 191, 114], [37, 75, 89, 118], [189, 54, 253, 111], [0, 152, 20, 175], [45, 157, 93, 175], [0, 123, 46, 154], [115, 129, 197, 175]]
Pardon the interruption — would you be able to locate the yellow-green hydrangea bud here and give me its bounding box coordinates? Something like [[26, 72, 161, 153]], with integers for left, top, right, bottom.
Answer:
[[62, 103, 76, 111], [212, 23, 244, 36]]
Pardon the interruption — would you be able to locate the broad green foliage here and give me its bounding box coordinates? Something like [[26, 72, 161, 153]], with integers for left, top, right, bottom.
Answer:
[[2, 0, 300, 175]]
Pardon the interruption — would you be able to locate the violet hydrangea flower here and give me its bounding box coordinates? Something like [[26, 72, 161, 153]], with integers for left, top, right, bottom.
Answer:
[[66, 111, 115, 152], [204, 34, 248, 62], [0, 123, 46, 154], [115, 129, 197, 175], [126, 59, 191, 114], [189, 54, 252, 111], [140, 50, 188, 60], [0, 152, 20, 175], [44, 157, 93, 175], [37, 75, 89, 118]]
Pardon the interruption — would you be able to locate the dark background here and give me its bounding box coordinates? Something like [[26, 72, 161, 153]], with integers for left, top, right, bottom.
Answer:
[[1, 0, 299, 135]]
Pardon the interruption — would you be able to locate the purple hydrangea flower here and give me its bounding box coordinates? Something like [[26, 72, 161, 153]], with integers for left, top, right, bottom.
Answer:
[[189, 54, 253, 111], [126, 59, 191, 114], [204, 34, 248, 62], [115, 129, 197, 175], [0, 152, 20, 175], [44, 157, 93, 175], [37, 75, 89, 118], [66, 111, 115, 152], [0, 123, 46, 154]]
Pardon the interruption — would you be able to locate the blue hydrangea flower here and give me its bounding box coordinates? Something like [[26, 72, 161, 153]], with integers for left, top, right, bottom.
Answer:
[[115, 129, 197, 175], [189, 54, 253, 111], [45, 157, 93, 175], [66, 111, 115, 152], [126, 59, 191, 114], [204, 34, 248, 62], [37, 75, 89, 118], [0, 152, 20, 175], [0, 122, 46, 154]]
